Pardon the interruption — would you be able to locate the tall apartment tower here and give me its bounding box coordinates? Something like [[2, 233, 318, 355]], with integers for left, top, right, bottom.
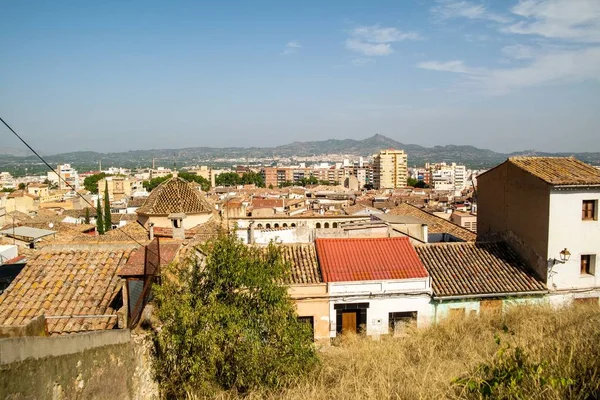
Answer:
[[373, 149, 408, 189]]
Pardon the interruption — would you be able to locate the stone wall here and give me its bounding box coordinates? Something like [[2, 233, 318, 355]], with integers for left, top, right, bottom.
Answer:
[[0, 329, 158, 400]]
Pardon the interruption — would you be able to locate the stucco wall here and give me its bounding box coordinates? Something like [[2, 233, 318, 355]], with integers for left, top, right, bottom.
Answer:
[[290, 285, 330, 342], [0, 330, 157, 400], [547, 188, 600, 290], [143, 213, 212, 229]]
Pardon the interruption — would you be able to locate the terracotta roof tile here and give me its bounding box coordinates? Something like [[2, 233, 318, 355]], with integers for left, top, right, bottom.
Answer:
[[278, 244, 322, 284], [315, 237, 428, 282], [507, 157, 600, 186], [137, 177, 213, 215], [0, 245, 136, 334], [387, 203, 476, 242], [118, 241, 182, 276], [415, 242, 547, 298]]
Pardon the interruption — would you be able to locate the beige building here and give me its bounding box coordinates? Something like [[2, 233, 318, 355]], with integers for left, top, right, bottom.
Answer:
[[97, 176, 144, 201], [137, 174, 214, 230], [27, 183, 49, 199], [373, 149, 408, 189], [450, 211, 477, 232]]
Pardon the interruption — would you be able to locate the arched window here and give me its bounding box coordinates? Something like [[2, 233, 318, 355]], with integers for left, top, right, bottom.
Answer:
[[266, 223, 271, 229], [333, 222, 338, 228], [324, 222, 330, 229], [257, 224, 263, 229], [291, 223, 296, 227], [316, 222, 321, 229], [274, 223, 279, 228], [282, 223, 288, 227]]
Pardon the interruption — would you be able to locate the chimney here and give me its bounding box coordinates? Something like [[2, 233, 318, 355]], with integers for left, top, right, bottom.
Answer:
[[149, 223, 155, 241], [169, 213, 186, 240]]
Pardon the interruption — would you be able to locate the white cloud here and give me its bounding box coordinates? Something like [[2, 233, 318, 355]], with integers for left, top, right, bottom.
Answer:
[[418, 47, 600, 95], [417, 60, 486, 74], [464, 34, 490, 42], [431, 0, 511, 23], [345, 24, 420, 56], [501, 44, 534, 59], [506, 0, 600, 43], [346, 39, 393, 56], [281, 41, 302, 55], [352, 58, 376, 66]]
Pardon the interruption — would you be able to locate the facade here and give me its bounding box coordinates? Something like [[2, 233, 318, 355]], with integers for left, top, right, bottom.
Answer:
[[97, 176, 144, 202], [450, 211, 477, 232], [373, 149, 408, 189], [478, 157, 600, 303], [47, 164, 80, 191], [315, 237, 432, 337]]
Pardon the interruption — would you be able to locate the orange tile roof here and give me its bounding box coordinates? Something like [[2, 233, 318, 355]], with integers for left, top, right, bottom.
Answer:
[[315, 237, 428, 282], [508, 157, 600, 185], [0, 245, 136, 335], [415, 242, 546, 298], [118, 241, 182, 276], [137, 177, 213, 215], [278, 244, 322, 284]]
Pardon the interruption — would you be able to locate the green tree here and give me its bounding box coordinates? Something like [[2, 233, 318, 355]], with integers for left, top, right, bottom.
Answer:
[[415, 180, 428, 188], [297, 176, 318, 186], [96, 196, 104, 235], [84, 207, 91, 224], [18, 182, 26, 190], [104, 181, 112, 232], [240, 171, 265, 188], [215, 172, 241, 187], [278, 180, 294, 188], [407, 177, 418, 187], [178, 171, 211, 191], [153, 234, 318, 397], [83, 173, 107, 193], [143, 175, 171, 192]]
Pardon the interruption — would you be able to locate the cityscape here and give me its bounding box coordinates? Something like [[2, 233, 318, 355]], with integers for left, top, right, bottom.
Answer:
[[1, 0, 600, 399]]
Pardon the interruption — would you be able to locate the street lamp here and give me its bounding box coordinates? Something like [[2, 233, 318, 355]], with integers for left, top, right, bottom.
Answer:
[[558, 248, 571, 264]]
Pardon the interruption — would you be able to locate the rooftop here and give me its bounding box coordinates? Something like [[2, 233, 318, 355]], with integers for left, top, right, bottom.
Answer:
[[387, 203, 476, 242], [137, 177, 213, 215], [508, 157, 600, 186], [0, 244, 136, 334], [415, 242, 547, 298], [278, 244, 322, 285], [315, 237, 428, 282]]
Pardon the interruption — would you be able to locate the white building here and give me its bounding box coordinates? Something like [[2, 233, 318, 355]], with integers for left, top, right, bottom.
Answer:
[[427, 162, 467, 191], [47, 164, 80, 190], [315, 237, 432, 337], [478, 156, 600, 305]]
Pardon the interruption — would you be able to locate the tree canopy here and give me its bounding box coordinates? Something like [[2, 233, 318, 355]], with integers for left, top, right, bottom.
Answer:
[[153, 234, 317, 397], [143, 175, 171, 192], [178, 171, 211, 191], [215, 172, 241, 187], [83, 173, 107, 194]]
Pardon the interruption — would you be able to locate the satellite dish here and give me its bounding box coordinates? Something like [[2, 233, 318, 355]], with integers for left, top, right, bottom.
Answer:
[[48, 223, 54, 229]]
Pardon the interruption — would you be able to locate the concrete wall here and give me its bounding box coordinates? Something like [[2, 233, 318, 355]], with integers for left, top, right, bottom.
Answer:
[[0, 330, 157, 400], [140, 213, 212, 229], [547, 188, 600, 290]]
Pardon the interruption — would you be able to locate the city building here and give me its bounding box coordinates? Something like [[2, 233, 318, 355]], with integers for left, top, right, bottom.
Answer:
[[478, 157, 600, 303], [373, 149, 408, 189], [47, 164, 80, 191], [97, 176, 145, 202]]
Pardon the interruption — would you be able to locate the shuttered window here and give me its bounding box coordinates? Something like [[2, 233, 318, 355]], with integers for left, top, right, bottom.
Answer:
[[582, 200, 596, 220]]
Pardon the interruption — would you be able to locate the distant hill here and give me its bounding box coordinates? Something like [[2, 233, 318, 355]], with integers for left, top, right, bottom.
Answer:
[[1, 134, 599, 174]]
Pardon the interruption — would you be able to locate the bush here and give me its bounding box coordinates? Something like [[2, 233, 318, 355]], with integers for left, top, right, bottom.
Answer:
[[152, 234, 318, 398]]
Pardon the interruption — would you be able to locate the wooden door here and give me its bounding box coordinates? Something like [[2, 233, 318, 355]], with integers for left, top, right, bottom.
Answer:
[[342, 312, 357, 334]]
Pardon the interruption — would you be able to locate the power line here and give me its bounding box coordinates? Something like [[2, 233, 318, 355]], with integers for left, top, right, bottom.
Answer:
[[0, 116, 171, 264]]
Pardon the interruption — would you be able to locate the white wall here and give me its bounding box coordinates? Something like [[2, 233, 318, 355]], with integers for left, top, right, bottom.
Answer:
[[548, 189, 600, 290], [328, 277, 433, 337], [0, 245, 18, 263]]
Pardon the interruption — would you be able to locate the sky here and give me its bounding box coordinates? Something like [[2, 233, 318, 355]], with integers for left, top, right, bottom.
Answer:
[[1, 0, 599, 154]]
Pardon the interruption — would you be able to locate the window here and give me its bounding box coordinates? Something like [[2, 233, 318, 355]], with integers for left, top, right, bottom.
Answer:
[[282, 223, 288, 227], [315, 223, 321, 229], [389, 312, 417, 334], [333, 222, 338, 228], [580, 255, 595, 275], [297, 316, 314, 339], [324, 222, 330, 229], [274, 223, 279, 228], [265, 223, 271, 229], [582, 200, 597, 220]]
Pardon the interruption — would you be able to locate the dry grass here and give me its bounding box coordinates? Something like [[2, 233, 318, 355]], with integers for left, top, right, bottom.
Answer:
[[192, 304, 600, 400]]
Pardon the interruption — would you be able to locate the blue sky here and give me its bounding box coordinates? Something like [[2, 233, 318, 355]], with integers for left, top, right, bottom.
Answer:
[[1, 0, 599, 154]]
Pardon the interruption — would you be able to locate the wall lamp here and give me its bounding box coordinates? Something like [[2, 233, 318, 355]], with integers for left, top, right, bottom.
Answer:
[[556, 248, 571, 264]]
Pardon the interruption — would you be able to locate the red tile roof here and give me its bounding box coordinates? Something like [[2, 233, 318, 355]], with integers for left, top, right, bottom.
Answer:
[[118, 241, 182, 277], [315, 237, 428, 282]]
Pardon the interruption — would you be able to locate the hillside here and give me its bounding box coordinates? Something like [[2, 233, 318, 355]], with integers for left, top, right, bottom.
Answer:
[[1, 134, 599, 174]]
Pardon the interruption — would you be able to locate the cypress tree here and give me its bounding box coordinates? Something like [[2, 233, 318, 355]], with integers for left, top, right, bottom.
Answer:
[[96, 196, 104, 235], [104, 181, 112, 232], [84, 207, 90, 224]]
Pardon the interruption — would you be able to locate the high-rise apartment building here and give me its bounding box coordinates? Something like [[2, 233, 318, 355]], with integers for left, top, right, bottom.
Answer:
[[373, 149, 408, 189]]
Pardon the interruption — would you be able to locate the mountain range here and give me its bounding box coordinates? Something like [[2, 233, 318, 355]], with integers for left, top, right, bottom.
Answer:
[[1, 134, 599, 174]]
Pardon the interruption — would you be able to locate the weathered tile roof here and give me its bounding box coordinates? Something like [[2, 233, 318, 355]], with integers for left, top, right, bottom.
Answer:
[[508, 157, 600, 186], [415, 242, 547, 298], [0, 244, 136, 334], [387, 203, 476, 242], [315, 237, 428, 282], [118, 240, 182, 277], [278, 244, 322, 284], [137, 177, 213, 215]]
